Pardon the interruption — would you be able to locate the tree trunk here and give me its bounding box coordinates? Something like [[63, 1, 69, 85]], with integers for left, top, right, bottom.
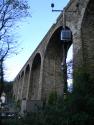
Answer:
[[0, 59, 4, 96]]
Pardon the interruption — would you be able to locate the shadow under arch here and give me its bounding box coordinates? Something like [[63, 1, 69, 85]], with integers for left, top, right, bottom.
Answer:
[[16, 75, 21, 100], [20, 71, 24, 98], [22, 64, 30, 99], [21, 71, 24, 77], [28, 53, 41, 100], [43, 26, 73, 100], [81, 0, 94, 73], [18, 71, 24, 100]]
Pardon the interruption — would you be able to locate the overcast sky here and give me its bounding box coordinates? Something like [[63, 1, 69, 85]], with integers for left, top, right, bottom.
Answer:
[[4, 0, 70, 81]]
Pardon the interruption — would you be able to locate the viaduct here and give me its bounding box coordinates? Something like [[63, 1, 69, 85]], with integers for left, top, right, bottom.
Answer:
[[13, 0, 94, 113]]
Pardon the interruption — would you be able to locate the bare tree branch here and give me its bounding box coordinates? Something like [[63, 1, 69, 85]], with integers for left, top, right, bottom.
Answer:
[[67, 60, 73, 79], [0, 0, 30, 94]]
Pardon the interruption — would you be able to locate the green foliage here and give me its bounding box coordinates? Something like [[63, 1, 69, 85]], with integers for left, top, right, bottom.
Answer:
[[65, 69, 94, 124], [3, 69, 94, 125], [2, 118, 23, 125], [48, 90, 57, 105]]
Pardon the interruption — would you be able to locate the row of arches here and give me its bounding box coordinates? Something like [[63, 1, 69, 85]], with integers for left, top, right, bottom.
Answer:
[[14, 26, 73, 102], [13, 0, 94, 112], [14, 53, 41, 101]]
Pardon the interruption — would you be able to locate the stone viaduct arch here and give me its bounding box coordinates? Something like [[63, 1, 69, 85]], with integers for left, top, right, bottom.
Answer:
[[13, 0, 94, 112], [42, 26, 72, 101], [22, 64, 30, 100], [28, 53, 41, 100]]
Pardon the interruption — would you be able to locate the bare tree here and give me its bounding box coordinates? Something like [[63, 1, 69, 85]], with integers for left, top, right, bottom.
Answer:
[[67, 60, 73, 79], [67, 60, 73, 92], [0, 0, 30, 96]]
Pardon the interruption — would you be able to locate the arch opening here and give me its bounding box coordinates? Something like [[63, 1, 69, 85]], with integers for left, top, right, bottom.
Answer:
[[20, 71, 24, 99], [22, 64, 30, 99], [17, 75, 21, 100], [28, 53, 41, 100], [43, 26, 73, 100], [66, 44, 73, 92]]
